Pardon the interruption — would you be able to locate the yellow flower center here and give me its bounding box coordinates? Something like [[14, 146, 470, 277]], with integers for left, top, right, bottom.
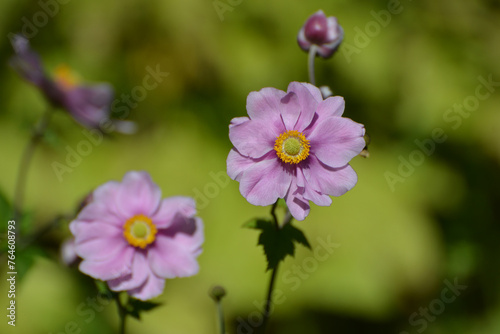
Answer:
[[274, 130, 310, 164], [54, 64, 79, 90], [123, 214, 157, 249]]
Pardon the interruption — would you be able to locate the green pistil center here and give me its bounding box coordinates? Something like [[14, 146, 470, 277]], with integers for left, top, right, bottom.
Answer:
[[131, 221, 149, 239], [284, 137, 301, 156]]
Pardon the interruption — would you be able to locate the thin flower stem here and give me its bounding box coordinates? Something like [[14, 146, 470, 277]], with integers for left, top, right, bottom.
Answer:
[[270, 201, 279, 230], [116, 293, 128, 334], [261, 262, 279, 333], [217, 302, 226, 334], [13, 108, 53, 223], [308, 45, 318, 86]]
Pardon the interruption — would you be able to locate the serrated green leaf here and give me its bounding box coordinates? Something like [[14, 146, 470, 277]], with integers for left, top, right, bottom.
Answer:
[[126, 298, 162, 320], [282, 223, 311, 249], [246, 219, 311, 271]]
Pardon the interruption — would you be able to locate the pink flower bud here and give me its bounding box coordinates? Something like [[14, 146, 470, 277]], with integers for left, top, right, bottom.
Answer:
[[297, 10, 344, 58]]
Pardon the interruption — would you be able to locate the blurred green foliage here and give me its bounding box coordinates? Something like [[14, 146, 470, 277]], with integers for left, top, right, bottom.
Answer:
[[0, 0, 499, 333]]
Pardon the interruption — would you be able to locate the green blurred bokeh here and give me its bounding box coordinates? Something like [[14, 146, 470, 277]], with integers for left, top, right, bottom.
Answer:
[[0, 0, 499, 333]]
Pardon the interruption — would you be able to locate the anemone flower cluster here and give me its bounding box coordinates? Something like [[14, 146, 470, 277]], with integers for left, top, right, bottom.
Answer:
[[69, 171, 204, 300], [227, 82, 365, 221]]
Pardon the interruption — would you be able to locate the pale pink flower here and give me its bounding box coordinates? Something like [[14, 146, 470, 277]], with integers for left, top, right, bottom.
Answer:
[[70, 171, 203, 300]]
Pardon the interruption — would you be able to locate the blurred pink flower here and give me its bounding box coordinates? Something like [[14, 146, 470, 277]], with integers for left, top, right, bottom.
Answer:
[[70, 171, 203, 300], [9, 34, 134, 133], [227, 82, 365, 220], [297, 10, 343, 58]]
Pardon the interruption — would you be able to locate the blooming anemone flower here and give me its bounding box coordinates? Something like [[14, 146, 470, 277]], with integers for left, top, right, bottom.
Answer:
[[297, 10, 343, 58], [69, 171, 203, 300], [227, 82, 365, 221], [9, 34, 134, 133]]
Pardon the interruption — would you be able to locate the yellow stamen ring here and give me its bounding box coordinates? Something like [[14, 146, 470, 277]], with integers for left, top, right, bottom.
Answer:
[[274, 130, 310, 164], [123, 214, 157, 249]]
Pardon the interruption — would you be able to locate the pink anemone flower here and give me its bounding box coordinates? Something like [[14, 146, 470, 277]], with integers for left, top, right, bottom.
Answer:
[[69, 171, 203, 300], [227, 82, 365, 220]]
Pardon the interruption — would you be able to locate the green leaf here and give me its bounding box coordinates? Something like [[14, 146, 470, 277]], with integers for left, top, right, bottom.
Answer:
[[245, 219, 311, 271], [126, 298, 162, 320]]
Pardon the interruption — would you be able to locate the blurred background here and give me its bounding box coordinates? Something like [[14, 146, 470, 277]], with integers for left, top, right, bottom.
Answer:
[[0, 0, 499, 333]]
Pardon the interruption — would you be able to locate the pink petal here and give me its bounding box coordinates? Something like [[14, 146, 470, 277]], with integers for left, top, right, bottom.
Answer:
[[151, 197, 196, 228], [279, 92, 301, 130], [316, 96, 345, 118], [246, 87, 286, 121], [115, 171, 162, 219], [308, 117, 365, 167], [108, 251, 149, 291], [227, 148, 256, 181], [239, 157, 293, 206], [229, 118, 283, 159], [74, 232, 127, 262], [70, 220, 122, 242], [302, 155, 358, 197], [229, 116, 250, 127], [61, 238, 79, 266], [127, 272, 165, 301], [148, 217, 203, 278], [287, 82, 321, 131], [78, 246, 135, 280], [284, 179, 310, 221], [297, 27, 311, 51], [76, 181, 123, 225], [296, 169, 332, 206]]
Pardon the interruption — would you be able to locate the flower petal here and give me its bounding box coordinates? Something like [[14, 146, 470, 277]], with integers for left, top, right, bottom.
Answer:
[[149, 217, 203, 278], [127, 272, 165, 301], [75, 181, 123, 225], [73, 230, 127, 262], [115, 171, 162, 219], [308, 116, 365, 167], [317, 96, 345, 118], [296, 168, 332, 206], [239, 156, 293, 206], [108, 251, 149, 292], [78, 245, 134, 281], [246, 87, 286, 121], [227, 148, 256, 181], [284, 178, 310, 221], [287, 82, 321, 131], [229, 118, 282, 159], [63, 84, 113, 128], [151, 197, 197, 228], [302, 155, 358, 197], [70, 220, 122, 243], [279, 92, 301, 130]]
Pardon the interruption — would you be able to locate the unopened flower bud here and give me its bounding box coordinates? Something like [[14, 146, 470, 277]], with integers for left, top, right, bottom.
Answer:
[[297, 10, 344, 58]]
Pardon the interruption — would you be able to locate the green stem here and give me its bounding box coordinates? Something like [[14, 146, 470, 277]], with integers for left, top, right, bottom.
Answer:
[[270, 201, 279, 230], [307, 45, 318, 86], [261, 262, 280, 333], [217, 302, 226, 334], [13, 108, 53, 223], [116, 293, 128, 334]]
